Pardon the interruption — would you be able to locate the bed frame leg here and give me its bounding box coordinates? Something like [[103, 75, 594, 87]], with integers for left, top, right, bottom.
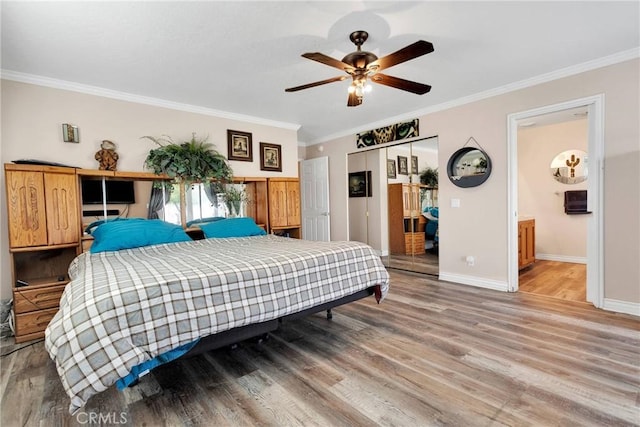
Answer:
[[326, 309, 333, 320]]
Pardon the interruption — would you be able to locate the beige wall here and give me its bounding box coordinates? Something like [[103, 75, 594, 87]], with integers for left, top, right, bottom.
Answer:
[[0, 80, 299, 300], [305, 59, 640, 305], [519, 120, 588, 260]]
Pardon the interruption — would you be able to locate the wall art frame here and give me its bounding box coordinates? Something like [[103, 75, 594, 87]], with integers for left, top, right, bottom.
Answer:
[[227, 129, 253, 162], [348, 170, 372, 197], [397, 156, 408, 175], [62, 123, 79, 143], [259, 142, 282, 172], [387, 159, 397, 178]]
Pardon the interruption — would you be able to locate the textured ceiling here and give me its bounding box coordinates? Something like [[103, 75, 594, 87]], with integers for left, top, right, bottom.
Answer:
[[2, 1, 639, 144]]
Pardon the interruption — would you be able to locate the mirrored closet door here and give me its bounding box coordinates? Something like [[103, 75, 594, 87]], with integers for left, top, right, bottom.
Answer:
[[347, 136, 439, 276]]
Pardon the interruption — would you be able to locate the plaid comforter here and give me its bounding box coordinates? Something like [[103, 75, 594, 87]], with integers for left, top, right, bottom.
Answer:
[[45, 235, 389, 414]]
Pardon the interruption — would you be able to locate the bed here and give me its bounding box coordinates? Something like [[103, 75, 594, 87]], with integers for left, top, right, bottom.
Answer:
[[45, 221, 389, 414]]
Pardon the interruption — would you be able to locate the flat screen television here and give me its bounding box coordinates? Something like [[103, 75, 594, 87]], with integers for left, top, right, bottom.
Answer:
[[81, 179, 135, 205]]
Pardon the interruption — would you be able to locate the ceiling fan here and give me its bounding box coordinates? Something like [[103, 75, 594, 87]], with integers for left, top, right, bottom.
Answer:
[[285, 30, 434, 107]]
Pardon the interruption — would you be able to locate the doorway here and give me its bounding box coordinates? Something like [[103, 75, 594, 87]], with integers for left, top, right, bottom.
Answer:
[[516, 107, 588, 302], [507, 95, 604, 308]]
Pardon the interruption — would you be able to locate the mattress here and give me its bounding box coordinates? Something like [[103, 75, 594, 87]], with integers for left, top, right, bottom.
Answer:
[[45, 235, 389, 414]]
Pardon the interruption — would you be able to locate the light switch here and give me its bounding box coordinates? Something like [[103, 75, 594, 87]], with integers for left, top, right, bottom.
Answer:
[[451, 198, 461, 208]]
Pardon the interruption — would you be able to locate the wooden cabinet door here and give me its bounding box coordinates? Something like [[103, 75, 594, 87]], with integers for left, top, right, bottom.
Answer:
[[6, 170, 47, 247], [402, 184, 411, 217], [286, 181, 300, 226], [518, 219, 535, 269], [269, 181, 288, 227], [410, 184, 421, 217], [44, 172, 79, 245]]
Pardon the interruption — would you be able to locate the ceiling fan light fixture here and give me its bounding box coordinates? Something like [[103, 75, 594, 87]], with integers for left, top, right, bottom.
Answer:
[[285, 30, 433, 107]]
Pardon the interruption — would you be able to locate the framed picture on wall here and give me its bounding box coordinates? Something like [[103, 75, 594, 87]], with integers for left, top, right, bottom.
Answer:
[[411, 155, 419, 174], [227, 130, 253, 162], [62, 124, 79, 143], [259, 142, 282, 172], [348, 171, 372, 197], [387, 159, 397, 178], [397, 156, 408, 175]]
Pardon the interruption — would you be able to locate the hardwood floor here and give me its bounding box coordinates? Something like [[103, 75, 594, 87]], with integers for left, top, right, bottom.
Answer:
[[519, 260, 587, 302], [1, 270, 638, 426], [384, 251, 439, 276]]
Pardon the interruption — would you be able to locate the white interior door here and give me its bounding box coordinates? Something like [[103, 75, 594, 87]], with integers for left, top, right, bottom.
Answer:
[[300, 157, 330, 241]]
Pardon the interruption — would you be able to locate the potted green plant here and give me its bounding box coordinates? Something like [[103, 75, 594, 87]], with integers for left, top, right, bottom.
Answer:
[[142, 132, 233, 227], [419, 167, 438, 188]]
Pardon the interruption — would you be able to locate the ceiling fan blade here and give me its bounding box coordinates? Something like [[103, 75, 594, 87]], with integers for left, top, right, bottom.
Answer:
[[302, 52, 355, 73], [285, 75, 348, 92], [371, 73, 431, 95], [369, 40, 434, 71]]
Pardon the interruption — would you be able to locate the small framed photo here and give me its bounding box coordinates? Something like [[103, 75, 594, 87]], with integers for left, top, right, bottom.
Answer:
[[411, 155, 419, 174], [387, 159, 396, 179], [227, 130, 253, 162], [348, 171, 372, 197], [259, 142, 282, 172], [397, 155, 408, 175], [62, 124, 79, 143]]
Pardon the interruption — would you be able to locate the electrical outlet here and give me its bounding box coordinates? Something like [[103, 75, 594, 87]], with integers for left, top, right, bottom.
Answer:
[[466, 255, 475, 266]]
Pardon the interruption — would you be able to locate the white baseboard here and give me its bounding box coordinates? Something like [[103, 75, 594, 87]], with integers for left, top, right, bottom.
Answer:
[[602, 298, 640, 317], [439, 272, 510, 292], [437, 272, 638, 317], [535, 253, 587, 264]]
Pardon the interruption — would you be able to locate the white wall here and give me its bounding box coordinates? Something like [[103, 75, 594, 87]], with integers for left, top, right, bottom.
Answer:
[[306, 58, 640, 304], [519, 120, 588, 261], [0, 80, 299, 300]]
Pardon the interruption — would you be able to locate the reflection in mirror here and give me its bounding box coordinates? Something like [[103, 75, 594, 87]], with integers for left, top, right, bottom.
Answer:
[[386, 137, 439, 275], [550, 149, 588, 184], [347, 136, 439, 276], [451, 149, 488, 177], [183, 182, 242, 224]]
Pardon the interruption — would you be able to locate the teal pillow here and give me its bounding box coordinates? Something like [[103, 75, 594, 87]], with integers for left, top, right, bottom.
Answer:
[[200, 217, 267, 239], [90, 219, 192, 253]]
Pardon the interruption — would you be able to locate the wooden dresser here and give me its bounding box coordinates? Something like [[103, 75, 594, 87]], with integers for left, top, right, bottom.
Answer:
[[388, 183, 425, 255], [5, 164, 80, 343], [267, 178, 301, 238]]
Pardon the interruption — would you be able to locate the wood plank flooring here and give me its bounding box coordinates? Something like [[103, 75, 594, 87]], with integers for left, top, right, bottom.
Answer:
[[383, 251, 439, 276], [1, 270, 639, 426], [519, 260, 587, 302]]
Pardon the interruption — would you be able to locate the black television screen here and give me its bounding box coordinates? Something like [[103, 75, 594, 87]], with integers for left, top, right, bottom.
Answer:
[[82, 179, 135, 204]]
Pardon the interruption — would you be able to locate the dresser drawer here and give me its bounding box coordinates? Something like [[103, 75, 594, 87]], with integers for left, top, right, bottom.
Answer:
[[404, 232, 425, 255], [14, 307, 58, 338], [13, 283, 66, 314]]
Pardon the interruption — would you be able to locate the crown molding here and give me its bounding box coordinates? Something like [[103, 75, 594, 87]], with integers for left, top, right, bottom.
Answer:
[[0, 70, 301, 131], [301, 47, 640, 146]]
